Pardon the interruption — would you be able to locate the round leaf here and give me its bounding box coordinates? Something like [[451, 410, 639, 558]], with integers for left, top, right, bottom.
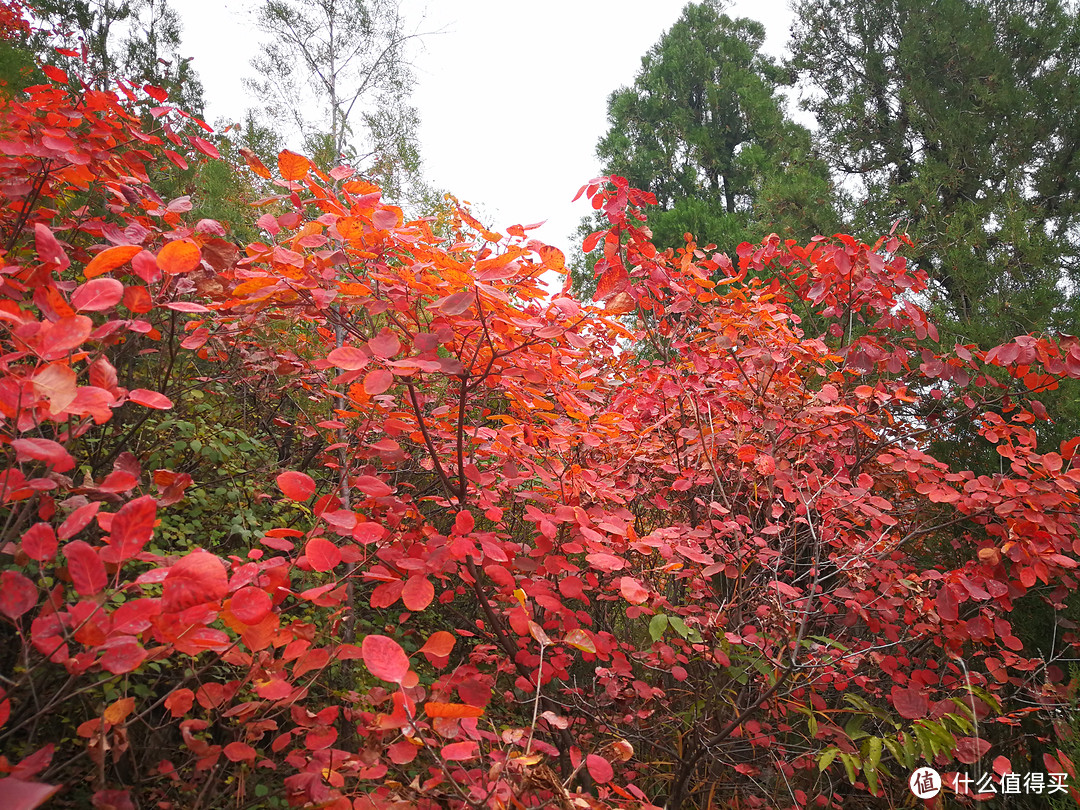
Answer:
[[363, 368, 393, 395], [71, 278, 123, 311], [231, 586, 272, 624], [361, 634, 409, 683], [401, 576, 434, 611], [277, 471, 316, 501], [305, 537, 341, 572], [156, 239, 202, 274]]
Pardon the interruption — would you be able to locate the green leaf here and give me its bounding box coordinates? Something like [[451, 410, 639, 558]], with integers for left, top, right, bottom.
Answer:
[[838, 751, 859, 785], [648, 613, 668, 642], [818, 747, 840, 772]]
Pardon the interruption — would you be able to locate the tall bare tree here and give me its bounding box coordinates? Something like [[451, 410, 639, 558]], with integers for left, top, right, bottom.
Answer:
[[246, 0, 425, 200]]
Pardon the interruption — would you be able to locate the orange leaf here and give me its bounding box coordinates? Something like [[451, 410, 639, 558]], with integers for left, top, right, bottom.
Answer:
[[419, 630, 455, 659], [401, 576, 434, 611], [103, 697, 135, 724], [425, 701, 484, 719], [156, 240, 202, 274], [238, 147, 271, 179], [84, 245, 141, 278], [564, 628, 596, 653], [278, 150, 310, 181], [594, 260, 628, 301]]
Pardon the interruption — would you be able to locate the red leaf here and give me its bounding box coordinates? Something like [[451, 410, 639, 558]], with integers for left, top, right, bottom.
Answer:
[[165, 688, 194, 718], [143, 83, 168, 102], [305, 537, 341, 572], [401, 576, 434, 611], [38, 315, 91, 360], [277, 471, 316, 501], [594, 260, 628, 301], [0, 777, 61, 810], [190, 136, 220, 159], [367, 330, 400, 358], [619, 576, 649, 604], [103, 495, 157, 562], [955, 736, 991, 765], [441, 741, 478, 761], [71, 278, 123, 311], [128, 389, 173, 409], [456, 677, 491, 707], [586, 754, 614, 784], [12, 438, 75, 473], [326, 346, 369, 370], [936, 585, 959, 622], [156, 240, 202, 275], [34, 224, 69, 269], [230, 586, 272, 624], [586, 552, 624, 572], [432, 291, 473, 316], [0, 571, 37, 619], [363, 369, 393, 395], [59, 502, 100, 540], [361, 634, 409, 683], [163, 550, 228, 612], [41, 64, 68, 83], [99, 636, 147, 674], [891, 686, 929, 719], [64, 541, 107, 596], [22, 523, 57, 562], [223, 742, 256, 763], [356, 475, 392, 497]]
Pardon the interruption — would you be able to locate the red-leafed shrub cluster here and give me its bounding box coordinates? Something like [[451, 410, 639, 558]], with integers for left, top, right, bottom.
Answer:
[[2, 6, 1080, 810]]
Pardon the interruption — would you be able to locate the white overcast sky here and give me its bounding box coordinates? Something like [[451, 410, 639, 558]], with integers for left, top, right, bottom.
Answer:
[[174, 0, 795, 258]]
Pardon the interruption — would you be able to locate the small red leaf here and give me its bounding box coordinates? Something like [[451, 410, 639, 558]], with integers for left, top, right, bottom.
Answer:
[[367, 330, 400, 359], [0, 571, 37, 619], [361, 634, 410, 683], [891, 686, 929, 719], [363, 368, 394, 395], [305, 537, 341, 572], [71, 278, 124, 311], [190, 136, 220, 159], [355, 475, 392, 497], [64, 541, 107, 596], [163, 551, 228, 612], [955, 736, 991, 765], [441, 741, 478, 761], [103, 495, 157, 562], [619, 576, 649, 604], [22, 523, 57, 562], [230, 587, 272, 624], [99, 636, 147, 674], [419, 630, 455, 663], [277, 471, 316, 501], [401, 576, 434, 611], [165, 688, 194, 717], [586, 754, 614, 784], [224, 742, 256, 763], [128, 389, 173, 409], [326, 346, 369, 370]]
